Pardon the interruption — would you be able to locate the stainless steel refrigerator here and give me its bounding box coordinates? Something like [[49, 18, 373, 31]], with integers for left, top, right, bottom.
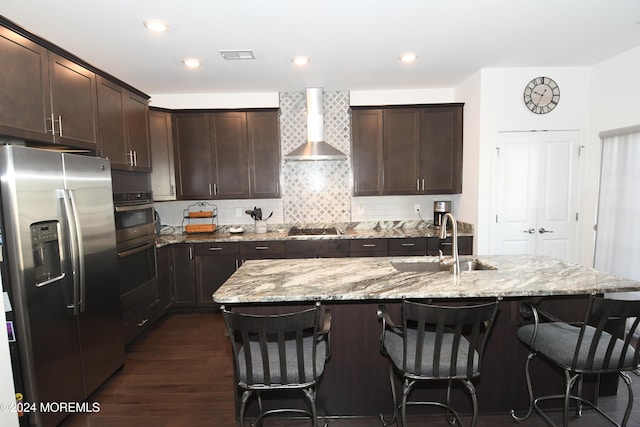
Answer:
[[0, 145, 124, 427]]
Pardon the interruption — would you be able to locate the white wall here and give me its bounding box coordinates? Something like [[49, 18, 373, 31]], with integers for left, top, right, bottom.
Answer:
[[149, 92, 279, 109], [454, 71, 482, 252], [467, 67, 591, 261]]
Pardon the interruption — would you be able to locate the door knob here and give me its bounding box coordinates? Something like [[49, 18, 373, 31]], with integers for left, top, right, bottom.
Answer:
[[538, 227, 554, 234], [522, 228, 536, 234]]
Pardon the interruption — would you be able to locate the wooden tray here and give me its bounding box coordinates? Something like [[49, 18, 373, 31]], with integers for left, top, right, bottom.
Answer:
[[185, 224, 217, 234], [188, 211, 214, 218]]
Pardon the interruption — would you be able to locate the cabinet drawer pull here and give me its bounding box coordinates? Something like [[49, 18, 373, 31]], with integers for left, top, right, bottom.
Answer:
[[255, 246, 270, 250], [402, 243, 416, 247], [137, 318, 149, 327], [209, 247, 223, 251], [441, 242, 453, 246], [362, 244, 376, 248]]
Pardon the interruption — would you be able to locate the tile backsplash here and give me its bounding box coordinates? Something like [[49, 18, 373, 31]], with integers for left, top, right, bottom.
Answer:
[[153, 90, 458, 227], [280, 90, 351, 223]]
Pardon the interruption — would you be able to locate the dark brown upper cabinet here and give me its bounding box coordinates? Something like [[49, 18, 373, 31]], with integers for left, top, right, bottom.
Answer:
[[149, 109, 176, 201], [173, 109, 280, 200], [351, 109, 383, 196], [210, 112, 250, 199], [420, 105, 463, 193], [247, 111, 281, 198], [352, 104, 463, 196], [0, 26, 98, 150], [97, 76, 150, 171], [383, 108, 421, 195]]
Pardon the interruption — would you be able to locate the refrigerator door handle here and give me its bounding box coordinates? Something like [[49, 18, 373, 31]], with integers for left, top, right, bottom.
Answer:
[[59, 189, 85, 314], [35, 272, 66, 288]]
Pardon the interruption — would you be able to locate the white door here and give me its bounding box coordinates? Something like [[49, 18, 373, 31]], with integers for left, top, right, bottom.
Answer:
[[494, 131, 580, 262]]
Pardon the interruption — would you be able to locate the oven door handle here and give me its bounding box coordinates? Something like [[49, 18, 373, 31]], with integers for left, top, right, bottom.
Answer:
[[118, 241, 156, 258], [114, 202, 155, 213]]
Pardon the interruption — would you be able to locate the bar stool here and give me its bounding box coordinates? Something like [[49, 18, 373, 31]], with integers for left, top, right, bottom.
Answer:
[[377, 298, 500, 427], [221, 302, 331, 427], [511, 295, 640, 426]]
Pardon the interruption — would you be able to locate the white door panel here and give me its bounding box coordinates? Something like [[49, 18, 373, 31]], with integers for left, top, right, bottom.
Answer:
[[494, 131, 579, 262]]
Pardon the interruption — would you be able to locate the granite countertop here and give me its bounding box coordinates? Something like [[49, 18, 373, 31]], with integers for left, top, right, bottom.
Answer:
[[212, 255, 640, 304], [156, 221, 473, 247]]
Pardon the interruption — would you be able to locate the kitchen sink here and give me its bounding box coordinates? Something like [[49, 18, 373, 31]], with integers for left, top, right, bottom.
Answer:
[[391, 259, 496, 273], [287, 226, 339, 236]]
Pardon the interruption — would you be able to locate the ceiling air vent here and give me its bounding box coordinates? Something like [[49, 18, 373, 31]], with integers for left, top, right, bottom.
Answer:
[[219, 50, 256, 60]]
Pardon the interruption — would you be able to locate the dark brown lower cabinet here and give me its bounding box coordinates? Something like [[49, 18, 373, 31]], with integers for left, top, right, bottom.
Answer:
[[388, 237, 427, 256], [427, 235, 473, 256], [156, 245, 174, 312], [349, 238, 388, 257], [285, 239, 349, 258], [172, 243, 197, 308], [194, 242, 240, 309]]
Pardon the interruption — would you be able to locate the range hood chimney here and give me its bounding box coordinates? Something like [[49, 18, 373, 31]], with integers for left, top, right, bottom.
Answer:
[[283, 88, 347, 161]]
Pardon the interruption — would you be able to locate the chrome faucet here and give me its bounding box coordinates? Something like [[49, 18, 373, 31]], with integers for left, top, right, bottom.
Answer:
[[439, 213, 460, 275]]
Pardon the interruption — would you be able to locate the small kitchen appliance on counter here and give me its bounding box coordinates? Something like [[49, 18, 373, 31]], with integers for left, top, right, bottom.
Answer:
[[434, 201, 451, 226]]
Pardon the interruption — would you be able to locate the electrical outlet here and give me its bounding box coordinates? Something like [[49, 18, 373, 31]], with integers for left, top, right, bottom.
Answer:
[[236, 208, 242, 217], [358, 203, 365, 214], [414, 204, 421, 213]]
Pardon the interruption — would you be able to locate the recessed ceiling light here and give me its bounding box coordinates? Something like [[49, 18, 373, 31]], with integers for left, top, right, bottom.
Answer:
[[182, 58, 202, 69], [143, 20, 170, 33], [292, 56, 311, 66], [400, 53, 418, 63], [220, 50, 256, 60]]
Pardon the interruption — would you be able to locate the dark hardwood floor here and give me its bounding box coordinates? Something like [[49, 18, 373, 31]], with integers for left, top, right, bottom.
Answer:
[[60, 313, 640, 427]]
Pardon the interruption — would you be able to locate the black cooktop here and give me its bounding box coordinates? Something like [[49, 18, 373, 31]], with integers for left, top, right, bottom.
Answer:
[[287, 226, 338, 236]]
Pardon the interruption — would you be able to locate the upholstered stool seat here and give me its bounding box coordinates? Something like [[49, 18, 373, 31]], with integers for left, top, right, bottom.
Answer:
[[511, 295, 640, 427], [222, 302, 331, 427], [378, 299, 500, 427]]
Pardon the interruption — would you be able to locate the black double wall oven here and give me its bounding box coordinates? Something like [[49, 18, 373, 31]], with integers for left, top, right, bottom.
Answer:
[[113, 192, 158, 334]]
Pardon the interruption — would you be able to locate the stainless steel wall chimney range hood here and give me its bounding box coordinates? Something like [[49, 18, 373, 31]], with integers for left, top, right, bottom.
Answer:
[[283, 88, 347, 161]]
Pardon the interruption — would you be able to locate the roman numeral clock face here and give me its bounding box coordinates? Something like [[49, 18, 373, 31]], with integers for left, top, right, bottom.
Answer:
[[523, 77, 560, 114]]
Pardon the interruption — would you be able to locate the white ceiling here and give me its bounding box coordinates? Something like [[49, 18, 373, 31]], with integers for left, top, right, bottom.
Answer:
[[3, 0, 640, 96]]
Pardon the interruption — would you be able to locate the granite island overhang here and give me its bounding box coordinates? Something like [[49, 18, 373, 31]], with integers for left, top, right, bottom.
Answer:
[[213, 254, 640, 303], [213, 255, 640, 419]]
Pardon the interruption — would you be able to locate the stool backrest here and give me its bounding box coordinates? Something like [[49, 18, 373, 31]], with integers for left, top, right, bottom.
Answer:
[[221, 303, 322, 386], [574, 296, 640, 372], [402, 299, 499, 378]]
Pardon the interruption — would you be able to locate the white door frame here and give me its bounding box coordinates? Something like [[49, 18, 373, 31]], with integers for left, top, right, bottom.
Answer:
[[490, 130, 583, 262]]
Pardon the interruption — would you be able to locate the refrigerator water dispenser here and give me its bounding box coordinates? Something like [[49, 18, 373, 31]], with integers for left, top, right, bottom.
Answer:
[[30, 221, 62, 286]]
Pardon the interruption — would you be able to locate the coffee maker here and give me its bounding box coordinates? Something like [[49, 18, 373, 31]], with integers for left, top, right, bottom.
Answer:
[[433, 201, 451, 227]]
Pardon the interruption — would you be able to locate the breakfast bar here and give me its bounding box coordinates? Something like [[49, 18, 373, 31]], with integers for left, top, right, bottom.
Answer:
[[213, 255, 640, 418]]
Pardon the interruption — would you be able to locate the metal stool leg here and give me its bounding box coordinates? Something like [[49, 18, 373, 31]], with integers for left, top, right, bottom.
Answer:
[[463, 379, 478, 427], [510, 351, 536, 422], [621, 371, 633, 427], [401, 379, 415, 427], [239, 390, 253, 427], [380, 364, 399, 426], [302, 387, 317, 427]]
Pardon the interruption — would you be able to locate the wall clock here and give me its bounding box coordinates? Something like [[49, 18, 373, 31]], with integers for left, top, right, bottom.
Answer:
[[523, 76, 560, 114]]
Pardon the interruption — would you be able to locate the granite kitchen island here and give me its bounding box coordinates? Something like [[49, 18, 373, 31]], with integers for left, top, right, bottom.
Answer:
[[213, 255, 640, 419]]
